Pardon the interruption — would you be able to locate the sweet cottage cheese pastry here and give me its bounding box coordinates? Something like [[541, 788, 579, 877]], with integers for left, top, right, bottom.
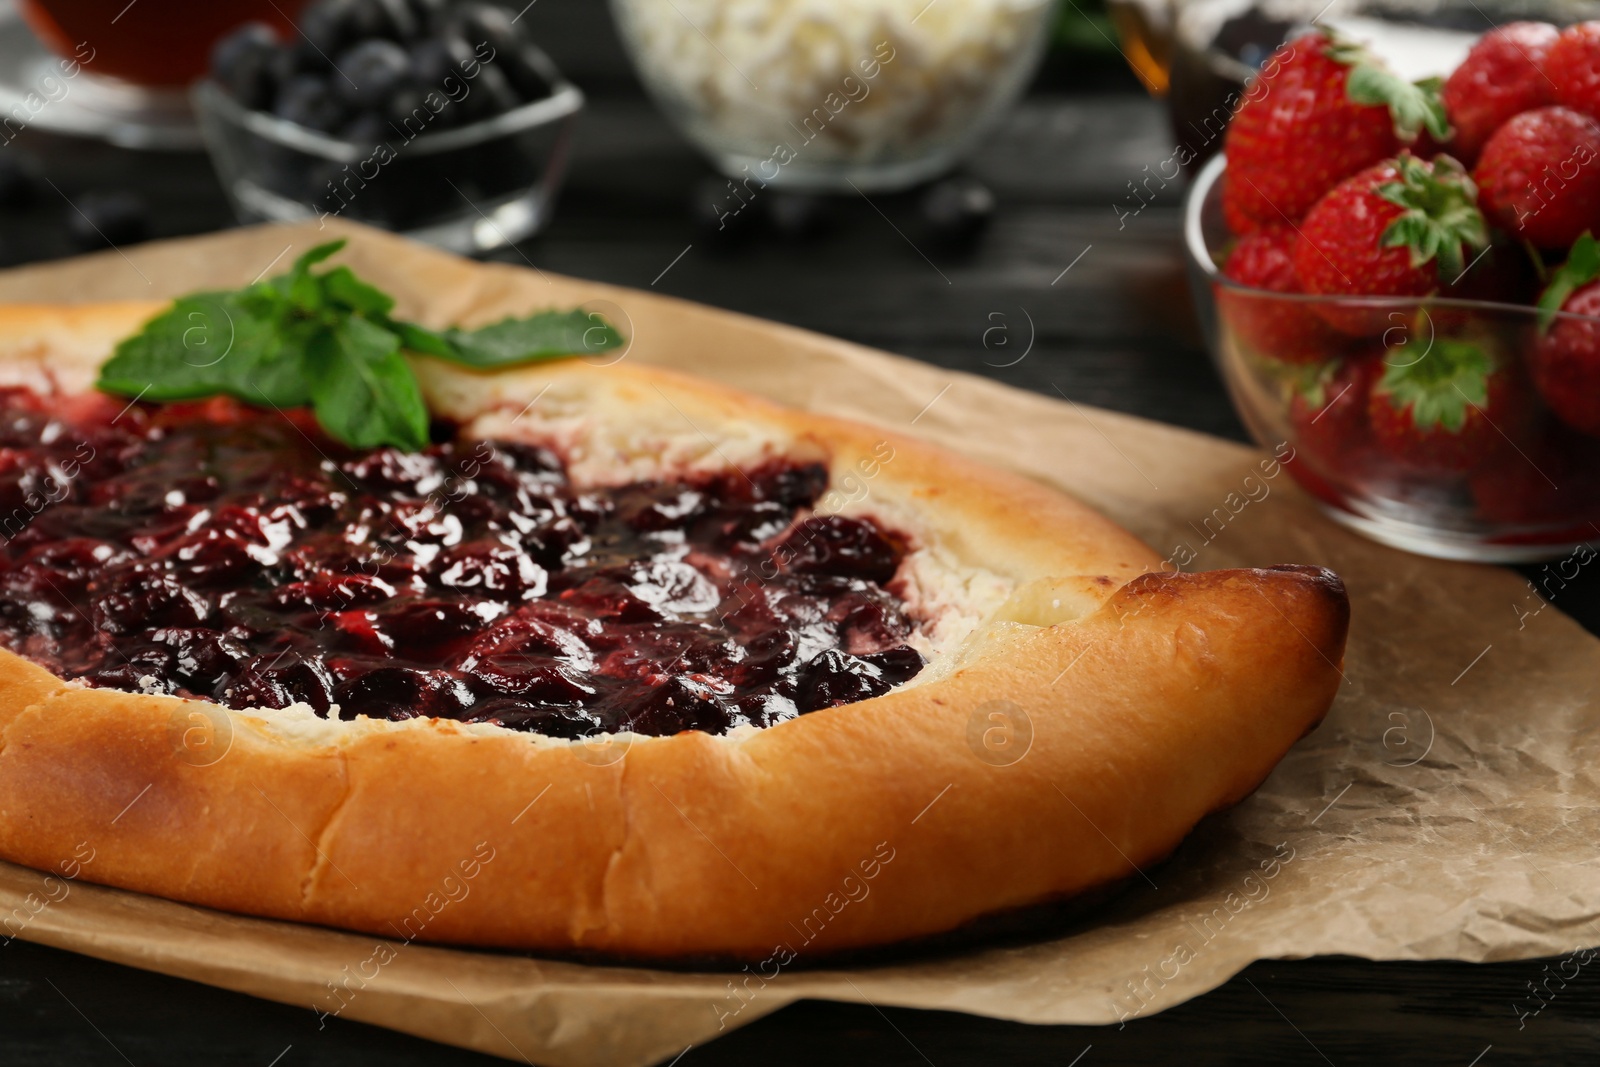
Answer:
[[0, 258, 1346, 960]]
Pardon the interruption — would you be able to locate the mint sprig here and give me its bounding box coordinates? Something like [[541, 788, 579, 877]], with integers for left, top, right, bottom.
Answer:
[[96, 239, 625, 451], [1537, 232, 1600, 333]]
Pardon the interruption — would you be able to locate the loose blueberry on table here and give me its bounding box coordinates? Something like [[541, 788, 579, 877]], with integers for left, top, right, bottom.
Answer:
[[0, 391, 924, 738]]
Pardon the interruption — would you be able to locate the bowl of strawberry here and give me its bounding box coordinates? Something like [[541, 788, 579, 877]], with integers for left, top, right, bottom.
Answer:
[[1185, 23, 1600, 562]]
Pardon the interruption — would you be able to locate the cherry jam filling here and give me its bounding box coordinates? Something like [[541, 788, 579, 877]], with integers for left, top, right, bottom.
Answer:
[[0, 389, 924, 737]]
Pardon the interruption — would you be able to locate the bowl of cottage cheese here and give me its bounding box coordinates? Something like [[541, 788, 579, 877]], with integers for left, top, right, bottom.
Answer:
[[610, 0, 1057, 191]]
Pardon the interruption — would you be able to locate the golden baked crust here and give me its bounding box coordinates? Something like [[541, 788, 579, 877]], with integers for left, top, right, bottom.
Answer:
[[0, 302, 1348, 960]]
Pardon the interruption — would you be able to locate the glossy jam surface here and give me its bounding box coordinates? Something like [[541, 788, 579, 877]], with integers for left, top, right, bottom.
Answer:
[[0, 390, 923, 736]]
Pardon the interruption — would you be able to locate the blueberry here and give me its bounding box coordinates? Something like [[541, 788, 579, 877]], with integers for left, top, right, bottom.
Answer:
[[692, 174, 758, 242], [211, 21, 278, 68], [273, 73, 347, 132], [462, 62, 521, 119], [334, 38, 410, 110], [270, 39, 330, 83], [920, 176, 995, 244], [299, 0, 361, 56], [343, 0, 393, 41], [301, 0, 414, 44], [492, 42, 555, 102], [450, 3, 526, 56], [209, 22, 281, 110], [765, 192, 831, 238], [409, 35, 476, 88], [304, 0, 411, 45], [406, 0, 450, 33], [339, 109, 390, 146], [368, 0, 419, 41], [65, 190, 150, 250], [386, 84, 437, 135]]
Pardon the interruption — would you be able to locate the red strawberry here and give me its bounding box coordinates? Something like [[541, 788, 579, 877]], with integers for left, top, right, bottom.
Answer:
[[1530, 233, 1600, 435], [1288, 353, 1383, 471], [1473, 107, 1600, 250], [1217, 228, 1337, 362], [1294, 155, 1489, 334], [1223, 31, 1450, 231], [1544, 21, 1600, 122], [1222, 177, 1266, 236], [1441, 22, 1560, 164], [1471, 423, 1600, 526], [1368, 333, 1516, 472]]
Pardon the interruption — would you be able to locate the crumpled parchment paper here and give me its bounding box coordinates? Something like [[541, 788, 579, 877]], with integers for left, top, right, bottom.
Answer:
[[0, 220, 1594, 1067]]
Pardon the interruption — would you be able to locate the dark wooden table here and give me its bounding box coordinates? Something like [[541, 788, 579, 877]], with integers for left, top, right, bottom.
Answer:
[[1, 8, 1597, 1064]]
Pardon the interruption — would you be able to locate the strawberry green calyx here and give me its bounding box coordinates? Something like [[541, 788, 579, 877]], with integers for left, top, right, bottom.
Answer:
[[1348, 70, 1453, 142], [1289, 358, 1341, 409], [1376, 154, 1489, 279], [1377, 336, 1494, 433], [1537, 232, 1600, 332], [1328, 35, 1453, 143]]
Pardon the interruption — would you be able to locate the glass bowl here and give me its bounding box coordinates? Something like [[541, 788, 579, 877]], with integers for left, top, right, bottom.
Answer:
[[1184, 153, 1600, 564], [609, 0, 1057, 192], [191, 51, 583, 255]]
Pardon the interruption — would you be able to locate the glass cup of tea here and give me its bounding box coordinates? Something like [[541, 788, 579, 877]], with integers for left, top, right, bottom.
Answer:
[[8, 0, 308, 148], [17, 0, 305, 86], [1105, 0, 1174, 95]]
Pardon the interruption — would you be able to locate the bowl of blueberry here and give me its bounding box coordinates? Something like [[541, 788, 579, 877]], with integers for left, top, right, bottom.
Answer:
[[194, 0, 583, 252]]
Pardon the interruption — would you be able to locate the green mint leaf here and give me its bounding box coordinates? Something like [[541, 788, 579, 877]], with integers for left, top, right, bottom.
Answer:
[[97, 292, 311, 408], [308, 316, 428, 451], [283, 266, 324, 312], [382, 318, 459, 360], [436, 310, 624, 369], [290, 239, 346, 275], [273, 239, 347, 311], [238, 326, 316, 409], [1537, 232, 1600, 333], [320, 265, 395, 319]]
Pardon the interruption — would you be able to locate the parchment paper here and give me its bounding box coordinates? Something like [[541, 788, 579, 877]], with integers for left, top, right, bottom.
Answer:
[[0, 220, 1595, 1067]]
